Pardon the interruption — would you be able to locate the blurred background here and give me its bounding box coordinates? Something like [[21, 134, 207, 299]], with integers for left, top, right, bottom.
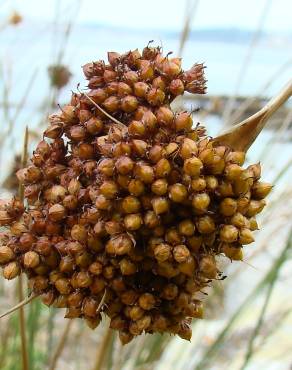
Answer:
[[0, 0, 291, 369]]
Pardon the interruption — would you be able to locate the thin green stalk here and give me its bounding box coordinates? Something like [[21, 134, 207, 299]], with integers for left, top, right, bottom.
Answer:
[[194, 227, 292, 370]]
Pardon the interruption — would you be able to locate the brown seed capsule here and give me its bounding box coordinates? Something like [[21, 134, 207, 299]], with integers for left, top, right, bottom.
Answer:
[[95, 195, 112, 210], [102, 96, 119, 112], [122, 196, 141, 213], [3, 261, 20, 280], [149, 145, 165, 163], [98, 158, 115, 177], [133, 82, 149, 98], [121, 95, 138, 112], [191, 178, 206, 192], [151, 197, 169, 215], [152, 76, 166, 90], [169, 79, 184, 95], [135, 163, 155, 184], [173, 245, 190, 263], [100, 181, 119, 199], [192, 193, 210, 212], [48, 204, 66, 221], [169, 183, 187, 202], [225, 164, 243, 181], [239, 228, 255, 244], [219, 198, 237, 216], [124, 214, 143, 231], [246, 200, 266, 217], [155, 158, 171, 178], [230, 212, 249, 228], [124, 70, 139, 84], [220, 225, 239, 243], [128, 179, 145, 196], [249, 218, 259, 231], [183, 157, 203, 177], [139, 293, 156, 310], [226, 151, 245, 165], [196, 215, 215, 234], [0, 246, 15, 264], [55, 278, 72, 294], [178, 220, 195, 236], [175, 112, 193, 131], [117, 82, 132, 96], [151, 179, 168, 195], [115, 156, 134, 175], [71, 224, 87, 242], [128, 120, 146, 137], [147, 88, 165, 106], [252, 182, 272, 199], [165, 228, 182, 245], [119, 331, 134, 345], [23, 251, 40, 268], [199, 255, 217, 279], [119, 258, 137, 275], [153, 243, 171, 262], [156, 106, 174, 126], [144, 211, 160, 229], [106, 234, 133, 255], [222, 243, 243, 260], [162, 283, 178, 300], [85, 117, 103, 135]]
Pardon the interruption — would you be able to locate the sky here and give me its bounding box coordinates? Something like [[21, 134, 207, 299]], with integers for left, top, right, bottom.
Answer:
[[1, 0, 292, 34]]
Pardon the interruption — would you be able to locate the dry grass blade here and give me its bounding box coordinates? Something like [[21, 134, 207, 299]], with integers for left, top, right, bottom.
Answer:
[[79, 87, 127, 129], [0, 294, 37, 319], [178, 0, 200, 57], [213, 80, 292, 151]]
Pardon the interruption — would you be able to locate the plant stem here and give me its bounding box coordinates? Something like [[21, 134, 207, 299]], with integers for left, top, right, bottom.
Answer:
[[92, 327, 114, 370]]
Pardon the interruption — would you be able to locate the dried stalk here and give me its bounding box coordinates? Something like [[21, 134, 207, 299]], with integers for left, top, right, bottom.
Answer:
[[213, 80, 292, 152], [17, 126, 30, 370], [92, 327, 114, 370], [0, 294, 37, 319]]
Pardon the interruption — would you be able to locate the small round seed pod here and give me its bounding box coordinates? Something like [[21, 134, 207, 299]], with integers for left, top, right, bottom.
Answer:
[[121, 290, 139, 306], [239, 228, 255, 244], [220, 225, 239, 243], [100, 181, 119, 199], [162, 283, 178, 300], [151, 179, 168, 195], [246, 200, 266, 217], [119, 258, 137, 275], [48, 204, 66, 221], [128, 120, 146, 137], [178, 219, 195, 236], [196, 215, 215, 234], [71, 224, 87, 242], [155, 158, 171, 178], [173, 245, 190, 263], [175, 112, 193, 131], [55, 278, 72, 294], [23, 251, 40, 268], [3, 261, 20, 280], [144, 211, 160, 229], [165, 228, 182, 245], [252, 182, 272, 199], [151, 197, 169, 215], [219, 198, 237, 216], [205, 175, 218, 191], [115, 156, 134, 175], [135, 163, 155, 184], [199, 255, 217, 279], [106, 234, 133, 255], [169, 183, 187, 202], [192, 193, 210, 212], [183, 157, 203, 177], [225, 151, 245, 165], [0, 246, 15, 264], [230, 212, 249, 228], [249, 218, 259, 231], [156, 106, 174, 126], [128, 179, 145, 196], [122, 196, 141, 214], [147, 88, 165, 106], [169, 79, 184, 96], [191, 178, 206, 192], [222, 243, 243, 261], [139, 293, 156, 310], [153, 243, 171, 262], [121, 95, 138, 112], [134, 82, 149, 98], [124, 214, 143, 231]]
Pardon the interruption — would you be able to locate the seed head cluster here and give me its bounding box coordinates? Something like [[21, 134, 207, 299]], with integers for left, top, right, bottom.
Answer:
[[0, 45, 271, 344]]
